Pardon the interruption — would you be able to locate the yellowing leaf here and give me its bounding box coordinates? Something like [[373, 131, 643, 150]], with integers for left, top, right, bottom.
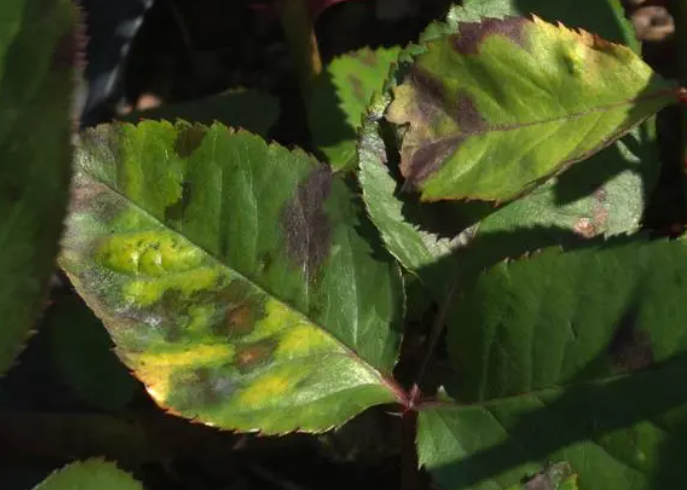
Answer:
[[388, 15, 676, 202]]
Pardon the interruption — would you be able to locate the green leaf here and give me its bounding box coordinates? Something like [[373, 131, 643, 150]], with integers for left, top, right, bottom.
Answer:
[[119, 88, 279, 137], [309, 46, 399, 171], [388, 15, 675, 202], [0, 0, 76, 374], [418, 239, 687, 490], [32, 459, 145, 490], [46, 296, 139, 411], [60, 121, 404, 433]]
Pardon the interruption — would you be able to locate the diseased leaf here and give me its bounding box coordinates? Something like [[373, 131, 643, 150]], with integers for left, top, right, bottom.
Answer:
[[359, 1, 661, 296], [418, 239, 687, 490], [358, 93, 468, 273], [310, 46, 399, 171], [388, 15, 675, 202], [0, 0, 76, 374], [60, 121, 404, 433], [32, 459, 145, 490], [358, 98, 657, 288]]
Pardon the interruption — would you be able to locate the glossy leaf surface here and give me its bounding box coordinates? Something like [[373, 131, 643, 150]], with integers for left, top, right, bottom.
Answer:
[[310, 46, 399, 171], [0, 0, 76, 374], [33, 459, 145, 490], [418, 239, 687, 490], [60, 121, 404, 433], [388, 15, 675, 202]]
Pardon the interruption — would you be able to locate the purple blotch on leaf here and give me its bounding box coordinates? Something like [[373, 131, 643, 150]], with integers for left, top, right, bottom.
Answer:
[[280, 165, 333, 278], [401, 68, 487, 188], [452, 16, 529, 55], [174, 124, 208, 158], [608, 309, 654, 373]]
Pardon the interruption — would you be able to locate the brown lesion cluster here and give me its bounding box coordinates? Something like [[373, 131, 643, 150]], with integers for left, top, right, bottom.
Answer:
[[215, 280, 266, 337]]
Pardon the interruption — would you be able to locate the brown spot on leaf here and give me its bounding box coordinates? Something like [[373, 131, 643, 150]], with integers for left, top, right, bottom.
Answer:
[[452, 16, 529, 55], [358, 49, 377, 67], [573, 217, 595, 238], [280, 165, 333, 278], [174, 124, 207, 158], [348, 74, 365, 102], [609, 310, 654, 372], [222, 297, 265, 337], [236, 342, 274, 371]]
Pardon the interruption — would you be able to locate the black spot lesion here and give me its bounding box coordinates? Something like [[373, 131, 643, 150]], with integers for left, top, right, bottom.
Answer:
[[280, 165, 333, 279], [174, 123, 208, 158], [608, 306, 654, 373], [452, 16, 529, 55]]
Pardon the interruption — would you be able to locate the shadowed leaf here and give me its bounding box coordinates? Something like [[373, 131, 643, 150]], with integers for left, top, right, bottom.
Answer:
[[388, 15, 675, 202], [119, 88, 279, 137], [0, 0, 76, 374], [418, 239, 687, 489], [46, 296, 139, 410], [60, 121, 404, 433]]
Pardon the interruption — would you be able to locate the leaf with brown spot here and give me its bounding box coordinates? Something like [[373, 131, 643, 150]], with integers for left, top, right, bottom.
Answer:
[[0, 0, 76, 374], [388, 15, 676, 202], [60, 121, 405, 434], [417, 238, 687, 489]]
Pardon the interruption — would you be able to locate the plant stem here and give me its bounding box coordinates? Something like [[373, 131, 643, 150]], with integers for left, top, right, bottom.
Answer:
[[410, 282, 457, 406], [277, 0, 323, 101], [401, 410, 419, 490], [673, 1, 687, 171]]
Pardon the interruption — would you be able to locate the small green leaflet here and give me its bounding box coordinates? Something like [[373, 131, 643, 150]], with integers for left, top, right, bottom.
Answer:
[[32, 459, 145, 490]]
